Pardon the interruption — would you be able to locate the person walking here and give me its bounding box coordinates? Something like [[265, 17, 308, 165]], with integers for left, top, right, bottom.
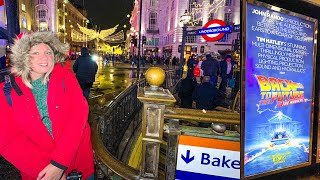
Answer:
[[201, 54, 220, 87], [187, 54, 197, 73], [73, 47, 98, 100], [192, 76, 218, 127], [178, 72, 198, 108], [219, 54, 234, 93], [0, 32, 94, 179], [172, 56, 177, 68]]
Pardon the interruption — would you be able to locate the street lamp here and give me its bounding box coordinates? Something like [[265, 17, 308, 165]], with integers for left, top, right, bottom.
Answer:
[[179, 10, 191, 78]]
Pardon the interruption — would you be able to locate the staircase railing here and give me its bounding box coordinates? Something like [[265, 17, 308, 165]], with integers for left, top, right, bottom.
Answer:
[[91, 69, 181, 179]]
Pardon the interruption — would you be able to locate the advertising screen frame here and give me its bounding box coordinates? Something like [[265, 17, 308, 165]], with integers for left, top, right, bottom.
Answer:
[[240, 0, 318, 179]]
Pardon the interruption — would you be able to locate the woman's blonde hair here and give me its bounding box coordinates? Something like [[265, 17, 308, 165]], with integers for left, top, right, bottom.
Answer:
[[10, 31, 69, 88]]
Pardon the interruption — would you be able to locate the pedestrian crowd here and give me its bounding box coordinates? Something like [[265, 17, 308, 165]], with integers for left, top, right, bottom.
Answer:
[[178, 53, 236, 127]]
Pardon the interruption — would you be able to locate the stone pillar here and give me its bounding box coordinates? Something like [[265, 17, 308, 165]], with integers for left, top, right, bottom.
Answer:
[[138, 67, 176, 179], [165, 119, 181, 180]]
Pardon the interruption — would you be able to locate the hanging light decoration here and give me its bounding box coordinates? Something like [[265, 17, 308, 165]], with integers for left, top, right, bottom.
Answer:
[[71, 29, 87, 42], [104, 30, 125, 43], [74, 23, 119, 42], [188, 0, 226, 26], [99, 42, 123, 54]]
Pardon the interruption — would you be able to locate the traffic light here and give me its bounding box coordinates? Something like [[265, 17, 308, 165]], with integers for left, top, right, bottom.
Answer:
[[133, 38, 137, 47], [130, 35, 135, 43], [131, 36, 137, 47], [142, 36, 146, 45]]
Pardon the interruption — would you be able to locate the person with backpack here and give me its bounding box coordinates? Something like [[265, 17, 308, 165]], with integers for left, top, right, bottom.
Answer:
[[0, 32, 94, 180]]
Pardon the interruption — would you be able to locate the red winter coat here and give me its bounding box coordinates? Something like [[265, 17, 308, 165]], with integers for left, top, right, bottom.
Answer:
[[0, 63, 94, 179]]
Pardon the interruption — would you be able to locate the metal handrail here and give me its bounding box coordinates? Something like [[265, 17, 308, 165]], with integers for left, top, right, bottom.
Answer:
[[164, 107, 240, 125], [91, 120, 140, 180], [91, 68, 181, 179]]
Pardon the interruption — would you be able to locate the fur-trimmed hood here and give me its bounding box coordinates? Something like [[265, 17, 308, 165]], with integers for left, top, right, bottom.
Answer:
[[10, 31, 69, 78]]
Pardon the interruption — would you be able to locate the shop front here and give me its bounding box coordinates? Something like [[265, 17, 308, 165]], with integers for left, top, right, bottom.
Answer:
[[163, 46, 172, 57]]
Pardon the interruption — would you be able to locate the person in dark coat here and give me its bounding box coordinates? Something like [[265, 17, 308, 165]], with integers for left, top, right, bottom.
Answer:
[[172, 56, 177, 67], [219, 55, 234, 93], [73, 47, 98, 100], [201, 54, 220, 87], [193, 76, 218, 127], [187, 54, 197, 73], [178, 72, 198, 108]]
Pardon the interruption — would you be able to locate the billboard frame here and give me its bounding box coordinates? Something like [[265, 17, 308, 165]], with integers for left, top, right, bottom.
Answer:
[[240, 0, 318, 179]]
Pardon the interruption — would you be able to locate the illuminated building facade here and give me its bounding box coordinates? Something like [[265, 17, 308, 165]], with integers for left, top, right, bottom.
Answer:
[[130, 0, 240, 58], [19, 0, 35, 32], [56, 0, 89, 51]]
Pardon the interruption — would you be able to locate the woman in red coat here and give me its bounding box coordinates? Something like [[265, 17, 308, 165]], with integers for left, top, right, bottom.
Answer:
[[0, 32, 94, 179]]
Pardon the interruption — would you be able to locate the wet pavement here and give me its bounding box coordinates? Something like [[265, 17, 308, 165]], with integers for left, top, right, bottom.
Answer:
[[86, 61, 176, 105]]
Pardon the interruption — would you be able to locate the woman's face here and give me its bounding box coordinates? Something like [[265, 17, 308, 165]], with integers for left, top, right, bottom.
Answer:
[[29, 43, 54, 80]]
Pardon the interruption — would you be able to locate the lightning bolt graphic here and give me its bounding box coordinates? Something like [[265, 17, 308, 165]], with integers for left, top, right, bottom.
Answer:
[[256, 104, 281, 114]]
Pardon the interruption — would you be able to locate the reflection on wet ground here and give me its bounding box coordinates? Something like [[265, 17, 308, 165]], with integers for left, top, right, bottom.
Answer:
[[90, 61, 146, 101], [85, 61, 171, 103]]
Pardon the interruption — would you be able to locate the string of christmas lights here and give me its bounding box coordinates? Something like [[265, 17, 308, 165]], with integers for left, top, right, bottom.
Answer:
[[189, 0, 226, 26], [76, 23, 119, 41], [71, 29, 89, 42], [104, 30, 125, 42]]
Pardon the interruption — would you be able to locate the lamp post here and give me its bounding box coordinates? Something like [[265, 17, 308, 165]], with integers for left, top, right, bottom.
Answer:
[[137, 0, 143, 69], [5, 0, 20, 44], [179, 10, 191, 78]]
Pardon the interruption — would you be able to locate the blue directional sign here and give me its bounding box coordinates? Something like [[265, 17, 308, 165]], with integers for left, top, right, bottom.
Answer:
[[176, 136, 240, 179], [181, 150, 195, 164], [197, 26, 232, 35]]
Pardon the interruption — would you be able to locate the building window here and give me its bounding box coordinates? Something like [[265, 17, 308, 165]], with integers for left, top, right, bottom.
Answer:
[[149, 12, 157, 30], [22, 18, 27, 29], [186, 35, 196, 43], [200, 46, 205, 53], [38, 10, 47, 19], [188, 0, 197, 12], [21, 4, 26, 12], [39, 22, 48, 31], [146, 38, 159, 46], [224, 13, 232, 24], [38, 0, 46, 4], [150, 0, 156, 7], [170, 17, 174, 30], [225, 0, 232, 6], [219, 34, 230, 42]]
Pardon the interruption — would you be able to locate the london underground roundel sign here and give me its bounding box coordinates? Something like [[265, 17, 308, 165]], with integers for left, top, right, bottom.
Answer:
[[201, 19, 228, 41]]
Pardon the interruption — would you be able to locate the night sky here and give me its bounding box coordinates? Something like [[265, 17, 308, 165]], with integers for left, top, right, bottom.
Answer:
[[72, 0, 134, 30]]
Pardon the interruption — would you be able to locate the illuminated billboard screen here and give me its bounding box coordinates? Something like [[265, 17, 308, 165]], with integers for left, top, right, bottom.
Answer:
[[243, 1, 317, 178]]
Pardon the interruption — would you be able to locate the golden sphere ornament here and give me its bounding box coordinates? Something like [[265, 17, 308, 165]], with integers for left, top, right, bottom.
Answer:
[[145, 67, 165, 88]]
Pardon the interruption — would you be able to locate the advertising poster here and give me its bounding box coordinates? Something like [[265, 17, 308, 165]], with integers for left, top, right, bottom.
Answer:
[[244, 2, 316, 178]]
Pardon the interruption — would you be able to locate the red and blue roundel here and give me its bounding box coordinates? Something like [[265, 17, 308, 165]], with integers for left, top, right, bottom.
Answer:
[[201, 20, 228, 42]]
